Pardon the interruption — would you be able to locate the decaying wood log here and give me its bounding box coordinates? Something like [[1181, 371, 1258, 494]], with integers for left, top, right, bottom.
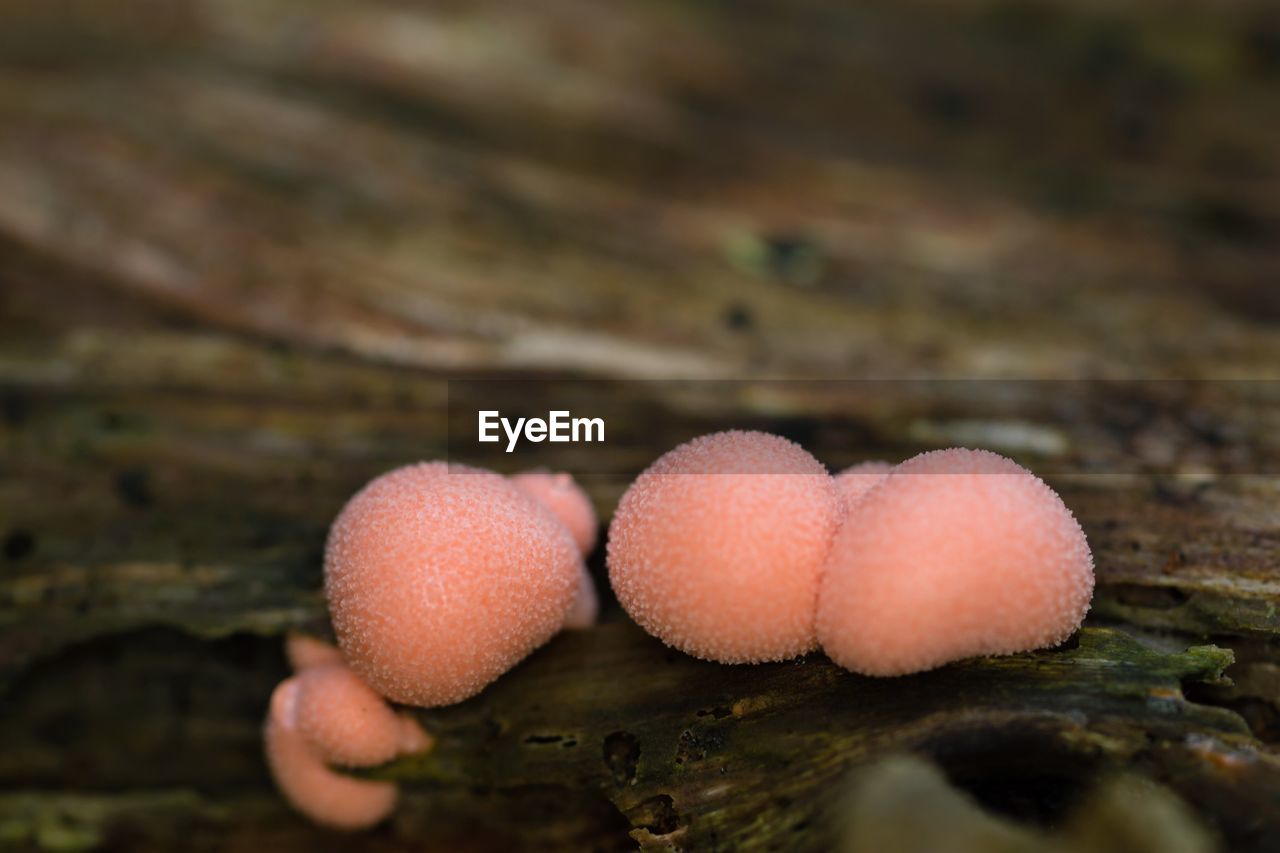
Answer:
[[2, 0, 1279, 850]]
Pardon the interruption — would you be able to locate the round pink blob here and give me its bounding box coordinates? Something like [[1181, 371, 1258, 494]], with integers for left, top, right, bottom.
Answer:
[[834, 461, 892, 513], [293, 663, 404, 767], [325, 462, 580, 706], [264, 678, 398, 830], [607, 430, 841, 663], [816, 448, 1094, 676], [510, 470, 598, 555]]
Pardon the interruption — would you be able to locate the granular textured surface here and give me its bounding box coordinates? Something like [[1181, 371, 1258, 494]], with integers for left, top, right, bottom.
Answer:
[[607, 431, 840, 663], [293, 663, 404, 767], [325, 462, 580, 706], [511, 470, 599, 554], [834, 461, 892, 514], [817, 448, 1094, 676], [511, 469, 600, 628]]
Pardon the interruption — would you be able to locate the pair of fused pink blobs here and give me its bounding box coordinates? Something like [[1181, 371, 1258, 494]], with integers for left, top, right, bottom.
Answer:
[[607, 431, 1095, 674]]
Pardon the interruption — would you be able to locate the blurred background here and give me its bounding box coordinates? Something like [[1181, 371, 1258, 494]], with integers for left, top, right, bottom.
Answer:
[[1, 1, 1279, 850]]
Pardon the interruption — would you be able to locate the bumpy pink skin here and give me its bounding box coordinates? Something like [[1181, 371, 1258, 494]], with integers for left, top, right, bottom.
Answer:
[[510, 470, 601, 629], [510, 470, 598, 554], [325, 462, 580, 706], [293, 663, 405, 767], [817, 448, 1094, 676], [607, 430, 841, 663], [264, 678, 398, 830], [834, 461, 892, 514]]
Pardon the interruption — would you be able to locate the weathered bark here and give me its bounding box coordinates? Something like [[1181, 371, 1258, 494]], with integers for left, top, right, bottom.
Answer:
[[2, 0, 1279, 850]]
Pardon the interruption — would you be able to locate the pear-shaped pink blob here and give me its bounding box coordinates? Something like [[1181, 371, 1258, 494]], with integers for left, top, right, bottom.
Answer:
[[325, 462, 580, 706], [607, 430, 841, 663], [817, 448, 1094, 676]]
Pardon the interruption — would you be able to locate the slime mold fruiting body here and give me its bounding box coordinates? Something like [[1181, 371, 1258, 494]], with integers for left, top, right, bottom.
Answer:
[[264, 640, 430, 830], [324, 462, 583, 706], [268, 460, 600, 829], [511, 469, 598, 554], [607, 430, 841, 663], [292, 662, 409, 767], [265, 677, 399, 830], [816, 448, 1094, 676]]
